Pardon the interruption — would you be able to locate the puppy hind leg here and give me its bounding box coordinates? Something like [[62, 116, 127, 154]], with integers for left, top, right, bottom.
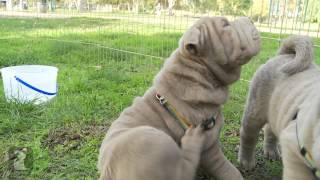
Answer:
[[99, 126, 196, 180], [238, 67, 270, 170], [118, 126, 203, 180], [239, 115, 266, 170], [238, 91, 268, 170], [263, 124, 280, 160]]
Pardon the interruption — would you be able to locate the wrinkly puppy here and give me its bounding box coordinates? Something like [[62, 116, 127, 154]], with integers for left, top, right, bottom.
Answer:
[[98, 16, 260, 180], [238, 36, 320, 179]]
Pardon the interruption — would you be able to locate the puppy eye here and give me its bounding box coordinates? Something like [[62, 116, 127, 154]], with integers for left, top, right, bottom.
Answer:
[[222, 19, 230, 27]]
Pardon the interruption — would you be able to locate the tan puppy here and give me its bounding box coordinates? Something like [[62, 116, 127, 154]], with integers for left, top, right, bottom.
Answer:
[[98, 16, 260, 180], [238, 36, 320, 179]]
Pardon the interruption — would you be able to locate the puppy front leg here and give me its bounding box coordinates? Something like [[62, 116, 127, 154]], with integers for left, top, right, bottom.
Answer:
[[177, 126, 206, 180], [238, 107, 267, 170], [200, 142, 243, 180], [238, 67, 270, 170], [200, 112, 243, 180]]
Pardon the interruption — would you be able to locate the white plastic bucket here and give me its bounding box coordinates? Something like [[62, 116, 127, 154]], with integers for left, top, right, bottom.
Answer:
[[0, 65, 58, 104]]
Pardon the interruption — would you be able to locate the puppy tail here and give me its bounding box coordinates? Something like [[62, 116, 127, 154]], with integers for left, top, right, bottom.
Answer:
[[278, 35, 314, 75]]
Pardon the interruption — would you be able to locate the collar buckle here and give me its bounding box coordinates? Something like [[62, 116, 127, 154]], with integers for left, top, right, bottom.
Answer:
[[201, 116, 216, 130], [156, 93, 167, 105]]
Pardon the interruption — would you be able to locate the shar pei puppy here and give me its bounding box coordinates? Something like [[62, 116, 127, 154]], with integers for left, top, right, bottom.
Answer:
[[98, 16, 260, 180], [238, 35, 320, 179]]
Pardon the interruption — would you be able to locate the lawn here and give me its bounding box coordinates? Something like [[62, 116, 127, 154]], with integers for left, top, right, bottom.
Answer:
[[0, 16, 320, 179]]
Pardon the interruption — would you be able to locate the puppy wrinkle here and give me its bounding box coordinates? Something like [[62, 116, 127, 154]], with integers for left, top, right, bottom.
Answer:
[[199, 24, 207, 53], [272, 76, 316, 134], [174, 55, 215, 90], [238, 21, 253, 58], [278, 35, 314, 75], [157, 52, 229, 116], [232, 25, 243, 60], [242, 19, 255, 50], [200, 24, 217, 64], [197, 18, 255, 85], [208, 18, 229, 65], [171, 70, 213, 90]]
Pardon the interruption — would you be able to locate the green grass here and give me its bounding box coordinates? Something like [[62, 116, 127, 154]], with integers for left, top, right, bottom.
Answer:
[[0, 17, 320, 179]]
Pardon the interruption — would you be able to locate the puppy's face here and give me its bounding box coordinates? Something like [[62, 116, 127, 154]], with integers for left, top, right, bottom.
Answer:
[[179, 16, 260, 68]]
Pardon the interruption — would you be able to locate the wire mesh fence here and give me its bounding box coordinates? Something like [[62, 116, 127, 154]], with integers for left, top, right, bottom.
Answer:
[[0, 0, 320, 85]]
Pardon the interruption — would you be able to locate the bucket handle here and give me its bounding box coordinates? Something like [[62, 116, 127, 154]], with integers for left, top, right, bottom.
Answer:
[[15, 76, 58, 96]]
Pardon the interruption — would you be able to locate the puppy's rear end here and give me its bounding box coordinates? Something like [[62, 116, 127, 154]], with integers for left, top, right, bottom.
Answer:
[[238, 35, 316, 171]]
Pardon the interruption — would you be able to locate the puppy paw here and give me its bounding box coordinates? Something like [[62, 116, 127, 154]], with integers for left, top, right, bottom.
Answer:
[[238, 152, 256, 171], [239, 158, 256, 171], [264, 145, 280, 160], [181, 126, 206, 150]]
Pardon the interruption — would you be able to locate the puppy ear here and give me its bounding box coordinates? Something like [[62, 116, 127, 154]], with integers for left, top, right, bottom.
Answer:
[[182, 27, 201, 55]]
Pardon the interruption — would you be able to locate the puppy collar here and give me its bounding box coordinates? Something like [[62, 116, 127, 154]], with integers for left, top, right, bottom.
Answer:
[[156, 93, 216, 131], [295, 117, 320, 179]]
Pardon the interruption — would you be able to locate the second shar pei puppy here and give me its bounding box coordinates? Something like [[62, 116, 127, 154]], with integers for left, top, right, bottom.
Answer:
[[238, 35, 320, 179], [98, 16, 260, 180]]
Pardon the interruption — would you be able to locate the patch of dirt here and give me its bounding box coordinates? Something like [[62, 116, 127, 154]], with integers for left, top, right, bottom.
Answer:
[[41, 124, 108, 153], [225, 129, 240, 137], [80, 125, 108, 137]]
